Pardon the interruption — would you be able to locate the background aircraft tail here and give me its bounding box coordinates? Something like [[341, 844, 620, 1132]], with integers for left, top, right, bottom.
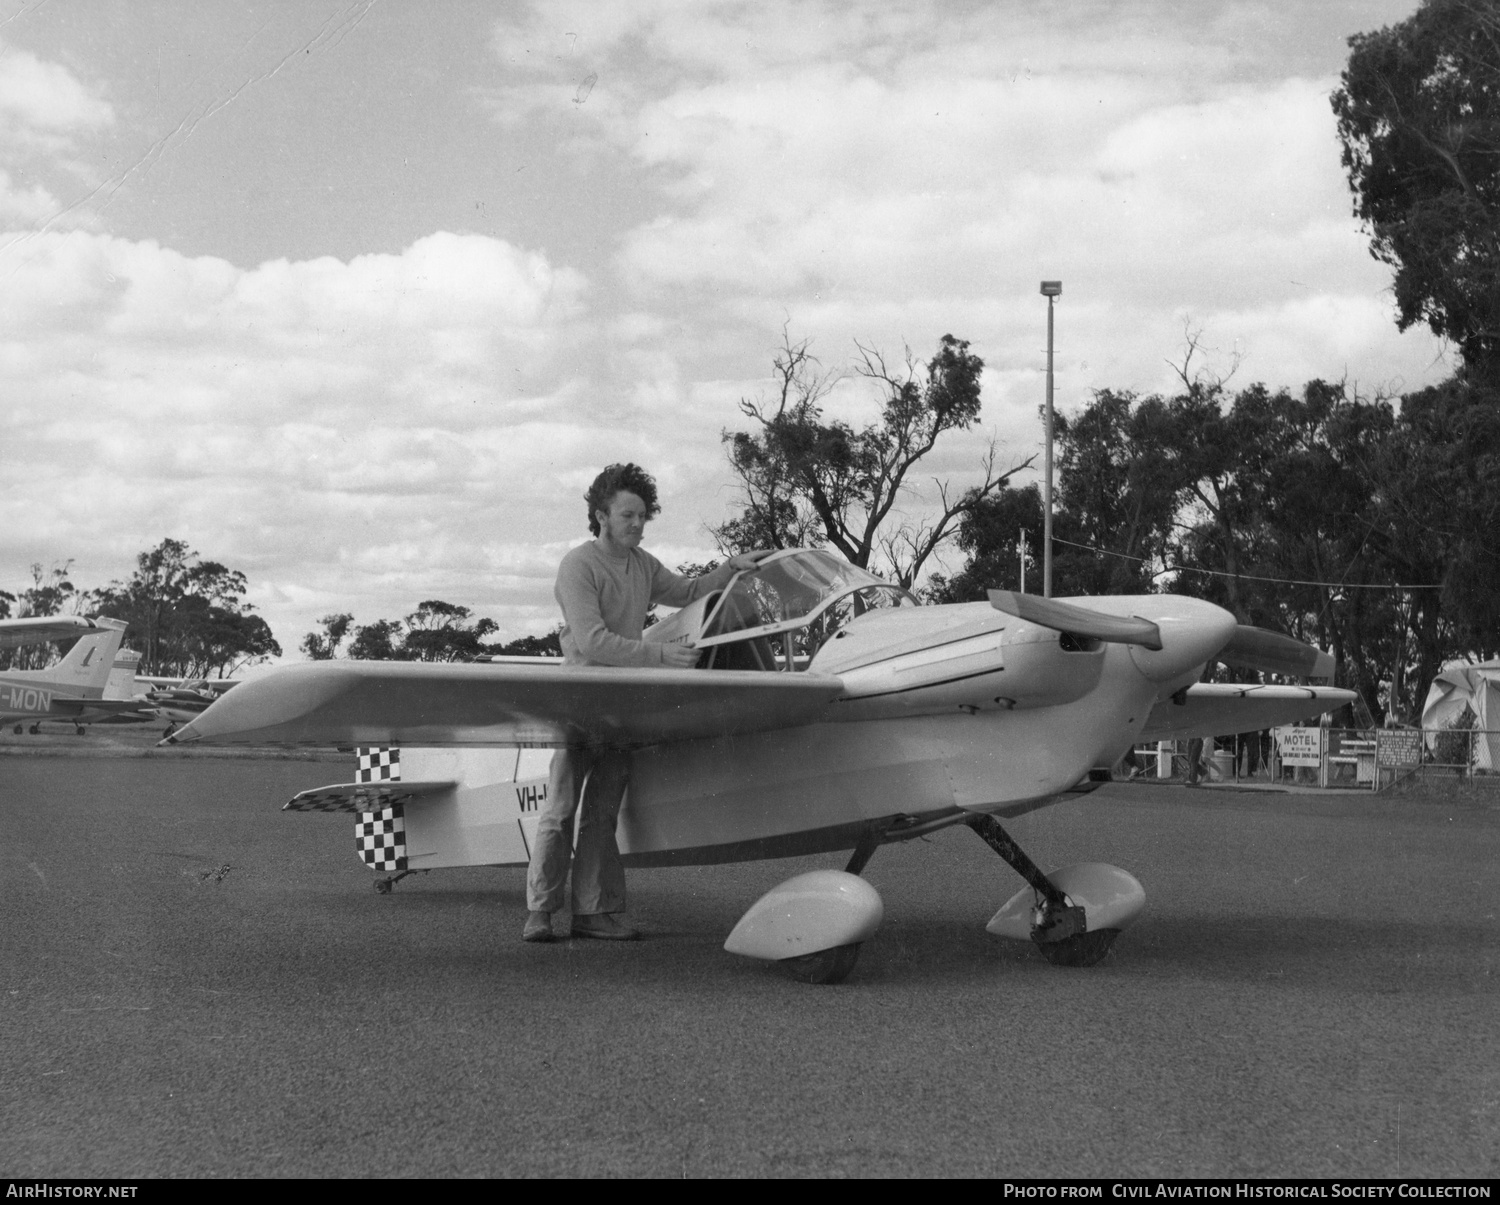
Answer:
[[102, 648, 144, 700], [6, 618, 129, 696]]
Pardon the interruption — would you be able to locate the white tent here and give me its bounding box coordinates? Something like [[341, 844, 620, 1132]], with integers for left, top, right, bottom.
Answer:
[[1421, 661, 1500, 771]]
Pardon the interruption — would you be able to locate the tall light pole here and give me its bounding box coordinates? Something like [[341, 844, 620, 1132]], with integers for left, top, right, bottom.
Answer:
[[1040, 280, 1061, 598]]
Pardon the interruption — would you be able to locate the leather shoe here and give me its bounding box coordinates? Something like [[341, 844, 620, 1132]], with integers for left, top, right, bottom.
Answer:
[[522, 911, 556, 943], [571, 913, 640, 941]]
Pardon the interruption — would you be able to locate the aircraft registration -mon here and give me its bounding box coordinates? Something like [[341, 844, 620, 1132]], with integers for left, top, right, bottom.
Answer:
[[3, 686, 52, 713]]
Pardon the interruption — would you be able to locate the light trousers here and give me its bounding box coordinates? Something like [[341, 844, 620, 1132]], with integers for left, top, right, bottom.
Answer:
[[525, 746, 630, 915]]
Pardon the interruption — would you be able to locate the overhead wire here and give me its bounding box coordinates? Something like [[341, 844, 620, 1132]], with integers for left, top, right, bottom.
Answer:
[[1048, 536, 1444, 591]]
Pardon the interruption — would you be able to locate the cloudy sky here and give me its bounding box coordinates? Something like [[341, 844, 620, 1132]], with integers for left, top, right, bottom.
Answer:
[[0, 0, 1448, 658]]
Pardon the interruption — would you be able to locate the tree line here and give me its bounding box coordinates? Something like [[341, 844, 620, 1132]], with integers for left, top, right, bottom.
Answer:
[[0, 539, 281, 678], [924, 367, 1499, 724], [300, 602, 561, 663]]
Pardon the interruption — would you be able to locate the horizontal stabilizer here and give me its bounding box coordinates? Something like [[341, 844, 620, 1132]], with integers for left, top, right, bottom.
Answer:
[[1140, 683, 1356, 741], [1218, 625, 1335, 682], [284, 780, 456, 814], [0, 615, 107, 651], [988, 591, 1163, 650]]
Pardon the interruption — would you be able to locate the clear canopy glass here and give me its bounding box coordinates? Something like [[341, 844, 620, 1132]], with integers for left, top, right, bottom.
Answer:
[[696, 549, 915, 672]]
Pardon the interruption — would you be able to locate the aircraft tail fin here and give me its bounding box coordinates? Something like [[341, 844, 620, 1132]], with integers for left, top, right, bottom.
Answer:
[[291, 745, 548, 876], [103, 648, 144, 700], [10, 618, 128, 696]]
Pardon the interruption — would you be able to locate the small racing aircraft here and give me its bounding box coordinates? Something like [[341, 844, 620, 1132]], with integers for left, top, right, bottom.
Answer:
[[1, 617, 135, 734], [168, 549, 1353, 982]]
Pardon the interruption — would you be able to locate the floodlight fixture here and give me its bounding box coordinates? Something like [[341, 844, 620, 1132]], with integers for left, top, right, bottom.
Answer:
[[1040, 281, 1062, 297]]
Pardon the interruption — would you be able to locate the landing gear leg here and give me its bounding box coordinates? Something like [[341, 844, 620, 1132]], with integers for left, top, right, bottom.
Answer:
[[374, 869, 417, 894], [843, 820, 892, 876], [964, 814, 1118, 967]]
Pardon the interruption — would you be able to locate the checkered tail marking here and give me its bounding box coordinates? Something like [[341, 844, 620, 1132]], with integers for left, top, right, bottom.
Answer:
[[356, 746, 400, 783], [355, 746, 405, 871], [356, 805, 408, 872], [284, 786, 406, 814]]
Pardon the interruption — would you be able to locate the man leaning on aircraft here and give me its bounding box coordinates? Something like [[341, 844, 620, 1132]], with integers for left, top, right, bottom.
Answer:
[[523, 463, 769, 943]]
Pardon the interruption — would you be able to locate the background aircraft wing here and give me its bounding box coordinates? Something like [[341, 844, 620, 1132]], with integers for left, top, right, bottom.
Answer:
[[48, 698, 157, 717], [136, 676, 239, 693], [165, 660, 847, 748], [0, 615, 104, 650], [1140, 683, 1358, 741]]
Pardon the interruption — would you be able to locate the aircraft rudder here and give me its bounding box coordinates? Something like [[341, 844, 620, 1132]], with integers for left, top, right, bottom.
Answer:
[[103, 648, 144, 700]]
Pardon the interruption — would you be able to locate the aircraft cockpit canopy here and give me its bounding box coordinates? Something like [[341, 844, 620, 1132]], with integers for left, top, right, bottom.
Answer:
[[695, 549, 915, 672]]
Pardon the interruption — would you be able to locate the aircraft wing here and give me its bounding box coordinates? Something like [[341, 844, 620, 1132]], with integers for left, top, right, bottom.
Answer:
[[137, 676, 239, 694], [164, 660, 847, 748], [0, 616, 106, 651], [48, 698, 156, 717], [1140, 683, 1358, 741]]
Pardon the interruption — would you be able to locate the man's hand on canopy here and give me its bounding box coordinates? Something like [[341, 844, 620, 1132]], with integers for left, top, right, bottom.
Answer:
[[659, 642, 702, 669]]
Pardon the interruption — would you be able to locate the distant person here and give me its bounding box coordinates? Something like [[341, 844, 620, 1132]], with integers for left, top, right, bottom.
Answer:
[[523, 463, 769, 943], [1184, 736, 1208, 786]]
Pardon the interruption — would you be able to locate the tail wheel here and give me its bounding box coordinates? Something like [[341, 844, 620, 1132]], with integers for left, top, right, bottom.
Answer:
[[1036, 928, 1120, 967], [782, 942, 861, 984]]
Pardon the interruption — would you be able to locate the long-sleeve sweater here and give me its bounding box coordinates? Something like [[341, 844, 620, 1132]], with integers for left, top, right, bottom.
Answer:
[[555, 541, 737, 667]]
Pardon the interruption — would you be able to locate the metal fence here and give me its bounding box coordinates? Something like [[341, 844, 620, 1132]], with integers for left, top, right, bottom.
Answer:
[[1132, 728, 1500, 791]]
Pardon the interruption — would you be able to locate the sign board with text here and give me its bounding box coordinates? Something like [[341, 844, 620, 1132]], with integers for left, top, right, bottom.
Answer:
[[1377, 729, 1422, 767], [1273, 726, 1323, 766]]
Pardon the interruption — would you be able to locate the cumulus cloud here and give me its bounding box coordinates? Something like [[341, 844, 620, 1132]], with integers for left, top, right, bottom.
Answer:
[[0, 40, 112, 224], [0, 230, 622, 644], [490, 0, 1445, 421], [0, 40, 113, 136], [0, 3, 1454, 658]]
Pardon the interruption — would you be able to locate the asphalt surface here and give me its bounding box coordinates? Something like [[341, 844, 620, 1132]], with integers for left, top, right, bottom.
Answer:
[[2, 753, 1498, 1178]]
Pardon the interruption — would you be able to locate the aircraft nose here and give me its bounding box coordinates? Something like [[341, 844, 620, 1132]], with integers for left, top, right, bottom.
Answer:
[[1126, 597, 1237, 684]]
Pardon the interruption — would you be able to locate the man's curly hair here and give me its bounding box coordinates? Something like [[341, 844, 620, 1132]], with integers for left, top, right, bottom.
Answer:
[[585, 463, 661, 536]]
